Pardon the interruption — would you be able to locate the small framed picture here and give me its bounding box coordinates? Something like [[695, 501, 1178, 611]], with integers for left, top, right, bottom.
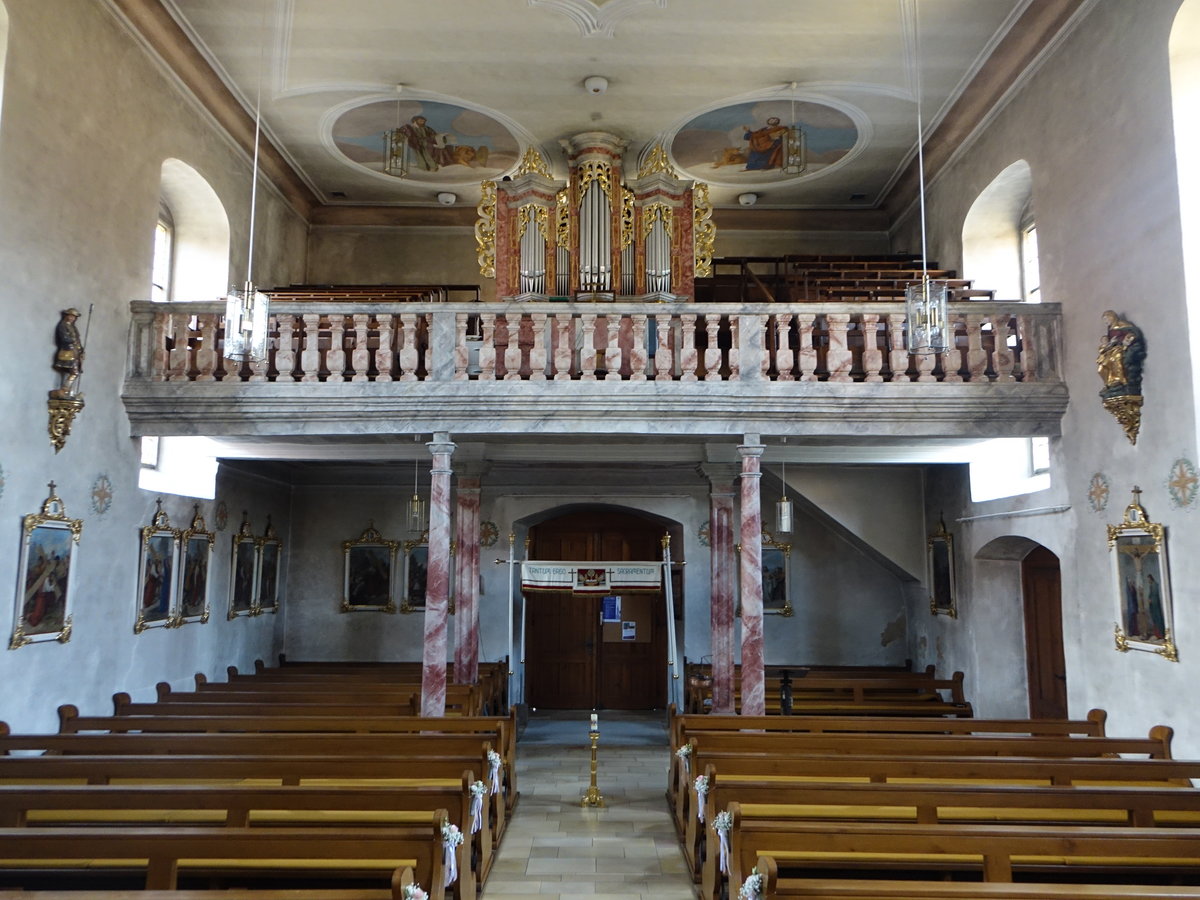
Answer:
[[341, 523, 398, 613], [1110, 489, 1177, 661], [401, 535, 429, 614], [178, 506, 213, 625], [256, 517, 281, 614], [761, 532, 793, 617], [229, 512, 258, 619], [135, 499, 180, 633], [11, 484, 81, 649], [928, 517, 957, 618]]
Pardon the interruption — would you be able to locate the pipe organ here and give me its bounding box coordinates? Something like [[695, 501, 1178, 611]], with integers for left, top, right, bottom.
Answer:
[[477, 132, 714, 301]]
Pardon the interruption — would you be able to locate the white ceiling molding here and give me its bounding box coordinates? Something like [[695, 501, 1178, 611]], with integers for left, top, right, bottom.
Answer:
[[528, 0, 667, 38]]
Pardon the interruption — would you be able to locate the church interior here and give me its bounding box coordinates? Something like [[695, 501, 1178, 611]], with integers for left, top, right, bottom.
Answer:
[[2, 0, 1200, 897]]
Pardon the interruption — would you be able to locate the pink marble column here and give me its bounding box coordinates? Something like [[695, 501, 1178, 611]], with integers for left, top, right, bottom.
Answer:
[[420, 433, 456, 718], [738, 438, 766, 717], [708, 472, 738, 715], [454, 476, 482, 686]]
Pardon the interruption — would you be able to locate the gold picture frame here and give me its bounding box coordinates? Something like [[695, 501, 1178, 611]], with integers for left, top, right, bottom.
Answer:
[[177, 505, 213, 626], [255, 516, 282, 615], [928, 517, 957, 618], [341, 522, 398, 613], [1110, 488, 1177, 661], [135, 499, 181, 633], [10, 483, 81, 649], [734, 530, 793, 617], [228, 512, 258, 619]]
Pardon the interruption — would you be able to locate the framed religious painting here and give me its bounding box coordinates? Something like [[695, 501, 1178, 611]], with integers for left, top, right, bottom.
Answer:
[[255, 516, 281, 614], [177, 505, 213, 625], [228, 512, 258, 619], [11, 483, 81, 649], [135, 499, 180, 633], [928, 517, 957, 618], [341, 522, 398, 613], [1110, 489, 1177, 661], [761, 531, 793, 617], [400, 532, 429, 614]]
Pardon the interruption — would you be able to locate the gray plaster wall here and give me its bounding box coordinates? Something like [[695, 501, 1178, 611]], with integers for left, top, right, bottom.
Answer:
[[0, 0, 303, 731], [305, 227, 491, 298], [895, 1, 1200, 755]]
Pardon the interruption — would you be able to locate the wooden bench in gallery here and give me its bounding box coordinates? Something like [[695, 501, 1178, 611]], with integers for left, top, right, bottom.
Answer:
[[681, 668, 969, 714], [697, 779, 1200, 898], [0, 782, 484, 900], [721, 815, 1200, 896], [751, 857, 1200, 900], [0, 823, 446, 897]]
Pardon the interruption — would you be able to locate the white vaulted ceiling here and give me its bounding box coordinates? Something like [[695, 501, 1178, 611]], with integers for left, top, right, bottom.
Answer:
[[151, 0, 1071, 212]]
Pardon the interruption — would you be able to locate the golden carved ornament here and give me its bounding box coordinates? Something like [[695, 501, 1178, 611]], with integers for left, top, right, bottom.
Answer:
[[517, 205, 551, 244], [641, 202, 673, 235], [620, 188, 635, 250], [693, 183, 716, 279], [555, 189, 570, 250], [517, 147, 552, 178], [638, 143, 675, 177], [1103, 395, 1142, 446], [576, 160, 612, 203], [47, 395, 85, 453], [475, 181, 497, 279]]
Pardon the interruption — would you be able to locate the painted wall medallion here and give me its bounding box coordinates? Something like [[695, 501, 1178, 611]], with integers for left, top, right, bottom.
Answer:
[[1167, 457, 1198, 509], [697, 520, 710, 547], [479, 520, 499, 548], [90, 473, 113, 516], [670, 99, 857, 187], [215, 501, 229, 532], [1087, 472, 1111, 514], [332, 100, 520, 184]]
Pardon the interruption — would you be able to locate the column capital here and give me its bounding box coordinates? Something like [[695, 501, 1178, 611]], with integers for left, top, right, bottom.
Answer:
[[699, 462, 740, 490], [427, 432, 456, 457]]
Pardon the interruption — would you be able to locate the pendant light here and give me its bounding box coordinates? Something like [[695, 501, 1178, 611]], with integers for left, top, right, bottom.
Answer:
[[384, 86, 410, 179], [782, 83, 807, 176], [904, 2, 950, 356], [407, 450, 428, 535], [224, 1, 270, 364], [776, 438, 793, 533]]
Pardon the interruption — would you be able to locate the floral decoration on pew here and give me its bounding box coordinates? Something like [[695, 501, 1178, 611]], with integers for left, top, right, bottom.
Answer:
[[487, 749, 503, 794], [403, 884, 428, 900], [470, 779, 487, 833], [442, 822, 464, 887], [712, 809, 733, 875], [738, 867, 764, 900], [694, 774, 710, 822], [675, 742, 692, 776]]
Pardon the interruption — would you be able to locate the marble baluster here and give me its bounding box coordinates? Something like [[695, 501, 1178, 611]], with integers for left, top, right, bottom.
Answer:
[[503, 315, 523, 381], [738, 439, 765, 717], [775, 313, 795, 381], [374, 315, 395, 382], [760, 317, 772, 380], [529, 313, 548, 381], [300, 313, 322, 382], [603, 316, 622, 381], [796, 313, 818, 382], [398, 314, 419, 382], [991, 314, 1016, 382], [861, 312, 883, 382], [195, 315, 218, 382], [453, 314, 469, 381], [478, 314, 497, 381], [679, 314, 698, 382], [703, 316, 722, 382], [941, 314, 965, 383], [630, 314, 648, 381], [454, 476, 482, 685], [579, 313, 598, 381], [326, 315, 346, 383], [152, 311, 170, 381], [706, 469, 738, 715], [728, 318, 741, 381], [421, 433, 456, 717], [421, 314, 432, 379], [826, 313, 853, 382], [886, 313, 911, 382], [553, 314, 574, 380], [654, 313, 674, 381], [1018, 314, 1037, 382], [167, 313, 191, 382], [349, 314, 370, 382], [274, 314, 296, 383], [964, 314, 987, 382]]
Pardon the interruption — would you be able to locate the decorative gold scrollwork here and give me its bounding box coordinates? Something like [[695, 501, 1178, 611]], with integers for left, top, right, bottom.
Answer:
[[693, 183, 716, 279], [517, 147, 552, 178], [641, 202, 673, 235], [576, 160, 612, 203], [555, 189, 570, 249], [638, 143, 675, 177], [475, 181, 497, 279], [620, 188, 635, 250]]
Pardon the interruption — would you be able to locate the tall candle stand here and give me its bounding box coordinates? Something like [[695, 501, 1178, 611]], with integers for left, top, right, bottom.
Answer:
[[581, 713, 605, 807]]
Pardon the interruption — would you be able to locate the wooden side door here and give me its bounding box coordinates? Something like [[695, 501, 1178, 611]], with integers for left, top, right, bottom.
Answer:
[[525, 591, 599, 709], [1021, 545, 1068, 719]]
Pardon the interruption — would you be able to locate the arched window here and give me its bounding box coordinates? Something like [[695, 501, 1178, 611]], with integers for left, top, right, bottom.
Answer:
[[1170, 0, 1200, 432], [961, 160, 1034, 302], [150, 203, 174, 302], [156, 159, 230, 302]]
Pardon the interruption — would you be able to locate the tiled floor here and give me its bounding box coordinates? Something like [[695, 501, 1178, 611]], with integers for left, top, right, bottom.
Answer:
[[485, 710, 695, 900]]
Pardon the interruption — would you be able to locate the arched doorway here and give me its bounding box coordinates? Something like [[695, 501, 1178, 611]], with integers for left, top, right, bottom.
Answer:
[[1021, 545, 1067, 718], [524, 508, 670, 710]]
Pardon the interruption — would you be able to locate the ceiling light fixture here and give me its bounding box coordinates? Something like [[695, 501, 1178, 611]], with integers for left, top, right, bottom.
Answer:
[[904, 3, 950, 356], [783, 82, 807, 176], [407, 440, 429, 535], [437, 192, 457, 206], [738, 192, 758, 206], [583, 75, 608, 95], [776, 437, 793, 534], [384, 93, 410, 179], [223, 0, 270, 364]]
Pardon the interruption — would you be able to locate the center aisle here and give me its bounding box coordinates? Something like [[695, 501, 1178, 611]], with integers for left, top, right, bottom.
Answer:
[[485, 710, 695, 899]]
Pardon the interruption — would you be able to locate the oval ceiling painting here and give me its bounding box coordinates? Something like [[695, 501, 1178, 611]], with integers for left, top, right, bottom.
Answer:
[[670, 99, 858, 186], [332, 99, 520, 184]]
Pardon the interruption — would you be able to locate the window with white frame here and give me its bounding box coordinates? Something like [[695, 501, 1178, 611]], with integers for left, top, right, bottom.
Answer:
[[150, 203, 174, 302], [1020, 218, 1041, 303]]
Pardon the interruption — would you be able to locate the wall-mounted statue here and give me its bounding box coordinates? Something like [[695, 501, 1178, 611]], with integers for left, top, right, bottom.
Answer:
[[47, 306, 89, 453], [1097, 310, 1146, 445]]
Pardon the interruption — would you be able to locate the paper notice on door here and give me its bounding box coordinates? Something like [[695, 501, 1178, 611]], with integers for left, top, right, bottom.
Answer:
[[622, 621, 636, 641], [601, 595, 621, 623]]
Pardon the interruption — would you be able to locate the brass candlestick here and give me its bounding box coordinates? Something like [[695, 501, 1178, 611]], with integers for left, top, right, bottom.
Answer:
[[581, 723, 604, 808]]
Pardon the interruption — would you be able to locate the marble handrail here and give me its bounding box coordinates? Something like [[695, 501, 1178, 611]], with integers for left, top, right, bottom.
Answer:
[[126, 299, 1062, 386]]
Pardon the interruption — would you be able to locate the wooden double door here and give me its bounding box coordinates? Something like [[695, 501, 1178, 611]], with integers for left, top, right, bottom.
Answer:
[[524, 511, 668, 710]]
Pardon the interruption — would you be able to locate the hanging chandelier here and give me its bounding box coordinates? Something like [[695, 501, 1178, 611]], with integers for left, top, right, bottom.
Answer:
[[783, 83, 807, 177], [776, 438, 793, 534], [224, 2, 270, 364], [407, 451, 428, 534], [384, 89, 410, 179], [904, 2, 950, 356]]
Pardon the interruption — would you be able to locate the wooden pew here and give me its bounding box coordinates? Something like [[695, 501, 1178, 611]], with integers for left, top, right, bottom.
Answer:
[[753, 856, 1200, 900], [684, 670, 967, 714], [698, 779, 1200, 895], [721, 813, 1200, 895], [0, 784, 481, 900], [0, 824, 447, 896], [0, 872, 419, 900]]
